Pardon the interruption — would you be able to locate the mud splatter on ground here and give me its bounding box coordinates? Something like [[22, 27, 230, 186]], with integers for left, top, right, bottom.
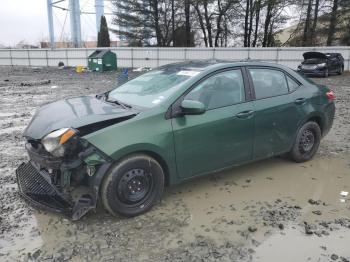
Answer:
[[0, 66, 349, 261]]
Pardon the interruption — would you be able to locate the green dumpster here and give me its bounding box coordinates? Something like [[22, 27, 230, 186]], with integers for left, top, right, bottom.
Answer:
[[88, 49, 117, 72]]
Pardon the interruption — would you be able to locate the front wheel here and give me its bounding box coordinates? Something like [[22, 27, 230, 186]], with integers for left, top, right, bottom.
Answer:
[[289, 121, 321, 163], [101, 154, 164, 217], [338, 66, 344, 75], [323, 68, 329, 78]]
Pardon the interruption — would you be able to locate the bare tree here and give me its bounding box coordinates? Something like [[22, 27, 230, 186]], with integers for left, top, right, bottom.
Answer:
[[327, 0, 339, 45]]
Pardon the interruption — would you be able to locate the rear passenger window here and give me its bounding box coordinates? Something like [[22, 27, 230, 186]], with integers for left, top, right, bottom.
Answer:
[[286, 76, 299, 92], [249, 69, 288, 99]]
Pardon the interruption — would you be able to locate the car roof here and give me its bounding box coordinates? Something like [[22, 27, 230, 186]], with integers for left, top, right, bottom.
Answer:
[[325, 53, 343, 57], [159, 59, 290, 71]]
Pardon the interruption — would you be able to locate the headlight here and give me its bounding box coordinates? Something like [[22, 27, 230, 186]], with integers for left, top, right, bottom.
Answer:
[[317, 63, 326, 68], [42, 128, 77, 157]]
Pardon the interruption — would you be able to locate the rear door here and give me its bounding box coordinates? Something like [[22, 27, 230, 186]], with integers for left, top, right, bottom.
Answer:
[[171, 68, 255, 178], [247, 67, 305, 159]]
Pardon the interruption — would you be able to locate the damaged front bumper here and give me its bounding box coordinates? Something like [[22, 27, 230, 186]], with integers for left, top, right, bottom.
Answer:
[[16, 141, 111, 220], [16, 162, 94, 220]]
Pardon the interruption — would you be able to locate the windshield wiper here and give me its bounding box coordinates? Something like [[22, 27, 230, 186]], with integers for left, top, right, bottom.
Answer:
[[97, 91, 133, 109], [106, 97, 132, 110]]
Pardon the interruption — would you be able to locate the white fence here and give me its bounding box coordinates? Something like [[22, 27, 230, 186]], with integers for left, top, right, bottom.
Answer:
[[0, 46, 349, 70]]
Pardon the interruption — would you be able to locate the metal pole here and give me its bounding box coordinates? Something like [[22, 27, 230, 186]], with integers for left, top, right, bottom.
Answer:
[[69, 0, 82, 47], [157, 48, 159, 67], [131, 48, 134, 69], [66, 49, 69, 66], [95, 0, 104, 33], [348, 47, 350, 71], [85, 48, 89, 67], [46, 50, 49, 67], [47, 0, 55, 48], [27, 50, 31, 67], [9, 49, 13, 67]]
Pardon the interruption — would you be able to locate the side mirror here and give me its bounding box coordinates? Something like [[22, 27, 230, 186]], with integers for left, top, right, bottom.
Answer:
[[180, 100, 206, 115]]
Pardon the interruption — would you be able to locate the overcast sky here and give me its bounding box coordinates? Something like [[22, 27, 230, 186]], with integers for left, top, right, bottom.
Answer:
[[0, 0, 115, 47]]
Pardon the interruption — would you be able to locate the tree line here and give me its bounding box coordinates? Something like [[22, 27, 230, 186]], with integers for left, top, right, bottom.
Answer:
[[111, 0, 350, 47]]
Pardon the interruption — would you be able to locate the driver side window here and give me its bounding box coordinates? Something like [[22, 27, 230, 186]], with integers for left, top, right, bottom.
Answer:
[[185, 69, 245, 110]]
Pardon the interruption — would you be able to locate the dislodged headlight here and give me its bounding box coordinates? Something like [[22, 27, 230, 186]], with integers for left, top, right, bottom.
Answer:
[[317, 63, 326, 68], [42, 128, 77, 157]]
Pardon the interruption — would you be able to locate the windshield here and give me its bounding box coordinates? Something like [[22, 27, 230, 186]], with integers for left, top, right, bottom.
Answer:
[[108, 69, 200, 108]]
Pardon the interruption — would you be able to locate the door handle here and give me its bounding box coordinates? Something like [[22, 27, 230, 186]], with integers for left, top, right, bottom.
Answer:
[[236, 110, 254, 118], [294, 98, 306, 105]]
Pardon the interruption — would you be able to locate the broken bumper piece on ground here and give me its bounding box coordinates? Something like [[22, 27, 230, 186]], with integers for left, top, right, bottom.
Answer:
[[16, 161, 95, 220]]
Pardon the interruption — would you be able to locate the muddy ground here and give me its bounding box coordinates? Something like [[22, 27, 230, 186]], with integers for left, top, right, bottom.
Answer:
[[0, 66, 349, 262]]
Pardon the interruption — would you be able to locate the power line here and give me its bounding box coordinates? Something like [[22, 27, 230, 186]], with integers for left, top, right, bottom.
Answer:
[[59, 10, 69, 41], [48, 0, 114, 47]]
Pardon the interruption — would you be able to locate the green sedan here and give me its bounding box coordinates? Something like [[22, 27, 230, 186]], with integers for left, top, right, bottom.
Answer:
[[16, 60, 335, 219]]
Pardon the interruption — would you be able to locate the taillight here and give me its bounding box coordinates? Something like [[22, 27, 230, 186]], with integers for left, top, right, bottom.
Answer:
[[326, 90, 335, 101]]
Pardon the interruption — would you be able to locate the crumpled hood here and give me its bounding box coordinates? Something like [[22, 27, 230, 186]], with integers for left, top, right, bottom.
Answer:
[[303, 52, 327, 60], [24, 95, 137, 139]]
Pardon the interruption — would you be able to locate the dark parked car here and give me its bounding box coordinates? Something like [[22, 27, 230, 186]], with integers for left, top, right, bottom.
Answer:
[[297, 52, 344, 77], [16, 60, 335, 220]]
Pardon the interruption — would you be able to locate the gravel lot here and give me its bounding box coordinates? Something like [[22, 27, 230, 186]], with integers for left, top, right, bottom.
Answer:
[[0, 66, 349, 262]]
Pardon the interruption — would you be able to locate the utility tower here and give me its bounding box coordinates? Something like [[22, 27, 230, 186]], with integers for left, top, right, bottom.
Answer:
[[69, 0, 82, 47], [47, 0, 55, 48], [46, 0, 105, 48], [95, 0, 104, 33]]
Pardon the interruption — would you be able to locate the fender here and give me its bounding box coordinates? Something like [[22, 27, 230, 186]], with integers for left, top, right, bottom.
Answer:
[[298, 111, 325, 134], [90, 143, 179, 187]]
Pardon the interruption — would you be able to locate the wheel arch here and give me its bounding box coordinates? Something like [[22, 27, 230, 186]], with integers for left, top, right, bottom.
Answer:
[[303, 114, 324, 135], [110, 145, 173, 187], [134, 150, 171, 187]]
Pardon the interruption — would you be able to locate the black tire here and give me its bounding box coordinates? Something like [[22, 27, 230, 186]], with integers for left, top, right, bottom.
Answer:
[[338, 66, 344, 75], [101, 154, 164, 217], [323, 68, 329, 78], [289, 121, 321, 163]]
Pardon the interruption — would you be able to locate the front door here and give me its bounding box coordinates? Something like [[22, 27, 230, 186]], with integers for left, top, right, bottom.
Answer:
[[171, 68, 254, 178]]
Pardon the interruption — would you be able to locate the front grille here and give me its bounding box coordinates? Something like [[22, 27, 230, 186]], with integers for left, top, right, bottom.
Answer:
[[16, 162, 72, 212], [302, 65, 317, 70]]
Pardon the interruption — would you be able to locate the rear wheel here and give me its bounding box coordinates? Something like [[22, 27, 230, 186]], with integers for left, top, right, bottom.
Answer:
[[289, 121, 321, 163], [101, 154, 164, 217], [323, 68, 329, 78]]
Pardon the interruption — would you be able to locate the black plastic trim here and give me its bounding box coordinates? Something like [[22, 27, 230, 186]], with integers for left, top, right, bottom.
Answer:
[[16, 161, 99, 220]]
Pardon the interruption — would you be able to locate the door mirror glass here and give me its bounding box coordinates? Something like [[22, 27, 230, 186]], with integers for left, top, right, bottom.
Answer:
[[181, 100, 206, 115]]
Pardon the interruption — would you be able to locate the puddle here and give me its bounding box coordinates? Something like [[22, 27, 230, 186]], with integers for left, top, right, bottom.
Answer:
[[1, 154, 350, 261], [253, 226, 350, 262], [162, 154, 350, 242]]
